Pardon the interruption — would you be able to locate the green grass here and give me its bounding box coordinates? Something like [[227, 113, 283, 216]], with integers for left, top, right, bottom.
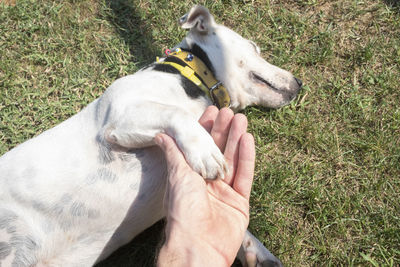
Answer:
[[1, 0, 399, 266]]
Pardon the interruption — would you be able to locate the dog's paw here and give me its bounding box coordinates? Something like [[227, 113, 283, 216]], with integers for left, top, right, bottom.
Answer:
[[177, 135, 228, 180], [238, 231, 283, 267]]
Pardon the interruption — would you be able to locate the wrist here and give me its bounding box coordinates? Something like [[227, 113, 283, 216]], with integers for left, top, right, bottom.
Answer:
[[157, 227, 231, 267]]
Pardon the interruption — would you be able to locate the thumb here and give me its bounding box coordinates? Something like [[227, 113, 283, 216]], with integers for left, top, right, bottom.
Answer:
[[154, 133, 187, 169]]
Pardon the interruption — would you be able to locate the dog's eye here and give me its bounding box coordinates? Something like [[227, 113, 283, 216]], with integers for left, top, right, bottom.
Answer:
[[249, 41, 261, 55]]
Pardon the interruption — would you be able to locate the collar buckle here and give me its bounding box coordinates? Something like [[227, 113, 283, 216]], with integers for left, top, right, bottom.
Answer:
[[210, 81, 222, 92], [209, 81, 231, 109]]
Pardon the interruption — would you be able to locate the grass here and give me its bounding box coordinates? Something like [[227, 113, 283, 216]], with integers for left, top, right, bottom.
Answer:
[[1, 0, 399, 266]]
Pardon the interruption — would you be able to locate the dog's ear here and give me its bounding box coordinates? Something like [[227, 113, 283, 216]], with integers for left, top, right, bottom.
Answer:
[[179, 5, 215, 34]]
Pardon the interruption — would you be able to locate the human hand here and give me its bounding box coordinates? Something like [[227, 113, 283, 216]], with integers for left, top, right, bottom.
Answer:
[[156, 106, 255, 266]]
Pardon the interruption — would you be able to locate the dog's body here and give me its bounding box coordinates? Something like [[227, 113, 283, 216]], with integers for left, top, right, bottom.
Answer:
[[0, 6, 301, 267]]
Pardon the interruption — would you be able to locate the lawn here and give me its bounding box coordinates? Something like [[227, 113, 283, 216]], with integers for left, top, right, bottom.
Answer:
[[1, 0, 399, 266]]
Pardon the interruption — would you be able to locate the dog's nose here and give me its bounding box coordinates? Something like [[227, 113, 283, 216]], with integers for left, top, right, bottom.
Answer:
[[294, 77, 303, 87]]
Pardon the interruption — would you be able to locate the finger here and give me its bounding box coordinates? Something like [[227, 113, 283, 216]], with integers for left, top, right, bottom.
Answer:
[[233, 133, 255, 201], [198, 105, 219, 133], [223, 113, 248, 186], [210, 107, 234, 151]]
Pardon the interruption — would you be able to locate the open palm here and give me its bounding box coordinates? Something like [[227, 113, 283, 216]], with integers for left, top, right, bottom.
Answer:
[[157, 106, 255, 266]]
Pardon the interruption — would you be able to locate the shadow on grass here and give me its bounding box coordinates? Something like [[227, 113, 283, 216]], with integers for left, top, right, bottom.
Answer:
[[104, 0, 160, 67], [383, 0, 400, 11]]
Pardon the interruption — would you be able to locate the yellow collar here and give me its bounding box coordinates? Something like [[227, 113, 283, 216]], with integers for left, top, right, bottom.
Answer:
[[156, 48, 231, 109]]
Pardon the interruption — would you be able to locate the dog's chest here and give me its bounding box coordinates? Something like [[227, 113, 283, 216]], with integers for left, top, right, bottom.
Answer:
[[99, 146, 167, 204]]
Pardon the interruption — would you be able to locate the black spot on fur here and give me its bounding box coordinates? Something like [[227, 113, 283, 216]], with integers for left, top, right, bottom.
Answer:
[[0, 242, 12, 260], [163, 56, 186, 65], [179, 76, 205, 99], [183, 44, 215, 75], [51, 194, 73, 215], [86, 168, 118, 184], [163, 56, 210, 87], [10, 235, 40, 266], [32, 201, 47, 213], [96, 129, 115, 165], [0, 210, 17, 230], [69, 201, 100, 219], [70, 202, 86, 217], [98, 143, 114, 164], [153, 64, 205, 99], [153, 63, 180, 74]]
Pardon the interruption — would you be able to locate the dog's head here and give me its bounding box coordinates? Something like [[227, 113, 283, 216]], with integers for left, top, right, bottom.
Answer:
[[178, 5, 302, 110]]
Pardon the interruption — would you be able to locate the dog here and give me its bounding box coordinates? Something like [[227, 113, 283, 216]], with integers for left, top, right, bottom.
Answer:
[[0, 5, 301, 267]]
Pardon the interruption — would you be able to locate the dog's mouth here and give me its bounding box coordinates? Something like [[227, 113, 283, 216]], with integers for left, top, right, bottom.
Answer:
[[250, 71, 280, 92]]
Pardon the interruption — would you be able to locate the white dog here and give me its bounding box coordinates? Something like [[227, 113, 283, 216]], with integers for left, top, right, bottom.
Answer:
[[0, 6, 301, 267]]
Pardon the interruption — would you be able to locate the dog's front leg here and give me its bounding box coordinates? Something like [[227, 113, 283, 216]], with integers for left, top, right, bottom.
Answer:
[[237, 230, 283, 267], [103, 101, 228, 179]]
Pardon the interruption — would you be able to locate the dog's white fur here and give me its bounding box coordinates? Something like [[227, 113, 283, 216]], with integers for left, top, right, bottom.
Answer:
[[0, 6, 300, 267]]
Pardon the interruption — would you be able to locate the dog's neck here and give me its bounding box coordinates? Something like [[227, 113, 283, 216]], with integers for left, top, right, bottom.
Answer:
[[155, 47, 231, 108], [182, 44, 215, 76]]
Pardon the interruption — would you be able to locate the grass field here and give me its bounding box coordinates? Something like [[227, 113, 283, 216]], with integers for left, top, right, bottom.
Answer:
[[1, 0, 399, 266]]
